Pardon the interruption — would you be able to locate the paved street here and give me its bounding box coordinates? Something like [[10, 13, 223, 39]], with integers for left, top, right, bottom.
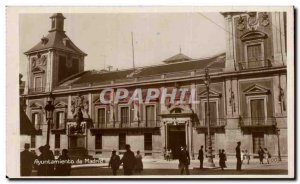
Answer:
[[69, 158, 288, 176]]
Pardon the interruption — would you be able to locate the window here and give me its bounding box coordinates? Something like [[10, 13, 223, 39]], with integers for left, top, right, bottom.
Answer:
[[120, 107, 129, 125], [205, 133, 215, 153], [55, 134, 60, 148], [51, 19, 55, 29], [204, 102, 218, 126], [55, 112, 65, 129], [71, 59, 79, 74], [34, 76, 42, 91], [253, 132, 264, 154], [58, 56, 67, 81], [250, 99, 265, 125], [95, 134, 102, 154], [97, 108, 106, 128], [144, 133, 152, 156], [246, 44, 264, 68], [119, 133, 126, 151], [145, 105, 155, 127], [30, 135, 36, 148], [32, 113, 40, 130]]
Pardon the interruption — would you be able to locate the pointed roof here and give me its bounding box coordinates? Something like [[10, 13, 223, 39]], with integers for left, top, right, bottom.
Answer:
[[24, 31, 87, 56], [162, 53, 192, 64]]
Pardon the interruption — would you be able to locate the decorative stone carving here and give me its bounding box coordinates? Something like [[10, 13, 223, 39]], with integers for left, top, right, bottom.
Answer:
[[260, 12, 270, 27], [248, 12, 258, 27], [71, 95, 90, 119], [31, 55, 47, 69], [237, 16, 246, 31]]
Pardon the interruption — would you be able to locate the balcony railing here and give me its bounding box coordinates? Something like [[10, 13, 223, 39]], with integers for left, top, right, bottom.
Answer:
[[238, 60, 272, 70], [196, 118, 226, 128], [28, 87, 45, 94], [239, 117, 276, 127], [92, 120, 161, 129]]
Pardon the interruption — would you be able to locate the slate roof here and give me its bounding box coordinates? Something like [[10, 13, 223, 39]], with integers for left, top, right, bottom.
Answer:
[[24, 31, 87, 56], [58, 53, 225, 87], [162, 53, 192, 63]]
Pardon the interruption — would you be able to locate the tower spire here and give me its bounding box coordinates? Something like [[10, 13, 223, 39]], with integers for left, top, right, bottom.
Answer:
[[49, 13, 65, 32]]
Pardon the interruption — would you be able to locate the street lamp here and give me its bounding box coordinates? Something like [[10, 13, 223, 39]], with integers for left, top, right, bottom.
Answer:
[[44, 93, 55, 146], [276, 128, 282, 161], [204, 68, 215, 167]]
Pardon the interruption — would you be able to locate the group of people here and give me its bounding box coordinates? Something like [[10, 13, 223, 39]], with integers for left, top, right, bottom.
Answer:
[[20, 143, 71, 176], [258, 147, 272, 164], [241, 149, 251, 164], [108, 144, 143, 175]]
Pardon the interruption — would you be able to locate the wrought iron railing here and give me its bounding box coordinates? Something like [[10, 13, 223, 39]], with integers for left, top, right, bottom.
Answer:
[[92, 120, 161, 129], [28, 87, 45, 94], [239, 117, 276, 127], [238, 60, 272, 70], [196, 118, 226, 128]]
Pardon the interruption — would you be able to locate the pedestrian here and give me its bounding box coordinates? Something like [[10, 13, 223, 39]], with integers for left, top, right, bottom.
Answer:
[[44, 145, 55, 176], [220, 149, 227, 170], [37, 146, 46, 176], [20, 143, 35, 176], [241, 150, 245, 164], [55, 149, 71, 176], [120, 144, 136, 175], [236, 141, 242, 171], [245, 149, 250, 164], [258, 147, 265, 164], [264, 148, 271, 164], [134, 150, 143, 175], [218, 149, 222, 168], [108, 150, 120, 176], [166, 148, 171, 161], [178, 146, 190, 175], [198, 145, 204, 169]]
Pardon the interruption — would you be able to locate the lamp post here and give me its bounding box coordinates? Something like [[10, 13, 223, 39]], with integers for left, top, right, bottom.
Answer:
[[204, 68, 215, 167], [44, 93, 55, 146], [276, 128, 282, 161]]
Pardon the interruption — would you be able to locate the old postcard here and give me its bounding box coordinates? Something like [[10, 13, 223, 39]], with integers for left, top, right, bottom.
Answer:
[[6, 6, 294, 179]]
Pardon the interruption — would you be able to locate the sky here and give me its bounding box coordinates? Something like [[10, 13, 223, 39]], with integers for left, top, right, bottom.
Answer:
[[19, 13, 226, 80]]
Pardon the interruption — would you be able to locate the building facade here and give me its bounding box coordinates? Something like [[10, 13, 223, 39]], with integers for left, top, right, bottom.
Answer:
[[20, 12, 287, 160]]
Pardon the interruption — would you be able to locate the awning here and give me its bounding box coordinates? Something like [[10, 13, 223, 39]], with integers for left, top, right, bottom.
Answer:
[[20, 105, 38, 135]]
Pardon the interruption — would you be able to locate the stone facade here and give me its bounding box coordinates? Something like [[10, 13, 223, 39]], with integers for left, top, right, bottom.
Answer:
[[20, 12, 288, 160]]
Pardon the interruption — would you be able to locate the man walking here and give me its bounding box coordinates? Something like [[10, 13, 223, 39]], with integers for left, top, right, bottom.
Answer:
[[120, 144, 136, 175], [20, 143, 35, 176], [108, 150, 120, 175], [178, 146, 190, 175], [236, 141, 242, 171], [198, 145, 204, 169]]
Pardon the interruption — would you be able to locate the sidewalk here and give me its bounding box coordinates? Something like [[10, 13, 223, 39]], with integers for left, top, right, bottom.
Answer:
[[71, 157, 288, 171]]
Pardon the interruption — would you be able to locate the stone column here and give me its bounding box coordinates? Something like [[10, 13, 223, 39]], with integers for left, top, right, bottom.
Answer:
[[88, 93, 92, 118], [272, 12, 286, 66], [67, 95, 72, 119], [225, 77, 241, 155], [24, 55, 30, 95], [224, 14, 236, 71]]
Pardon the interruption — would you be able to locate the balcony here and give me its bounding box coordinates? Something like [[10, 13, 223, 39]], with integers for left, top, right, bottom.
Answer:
[[51, 121, 66, 134], [239, 117, 276, 129], [28, 87, 45, 94], [195, 118, 226, 131], [90, 120, 161, 134], [238, 60, 272, 70]]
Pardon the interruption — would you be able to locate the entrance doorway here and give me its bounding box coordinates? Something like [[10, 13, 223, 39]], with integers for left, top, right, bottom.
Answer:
[[167, 125, 186, 159], [69, 135, 86, 149]]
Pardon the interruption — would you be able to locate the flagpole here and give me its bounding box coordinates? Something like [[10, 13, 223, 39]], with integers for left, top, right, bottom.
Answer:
[[131, 32, 135, 69]]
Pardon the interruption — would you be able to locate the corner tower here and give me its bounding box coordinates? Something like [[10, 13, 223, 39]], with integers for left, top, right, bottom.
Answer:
[[24, 13, 87, 94]]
